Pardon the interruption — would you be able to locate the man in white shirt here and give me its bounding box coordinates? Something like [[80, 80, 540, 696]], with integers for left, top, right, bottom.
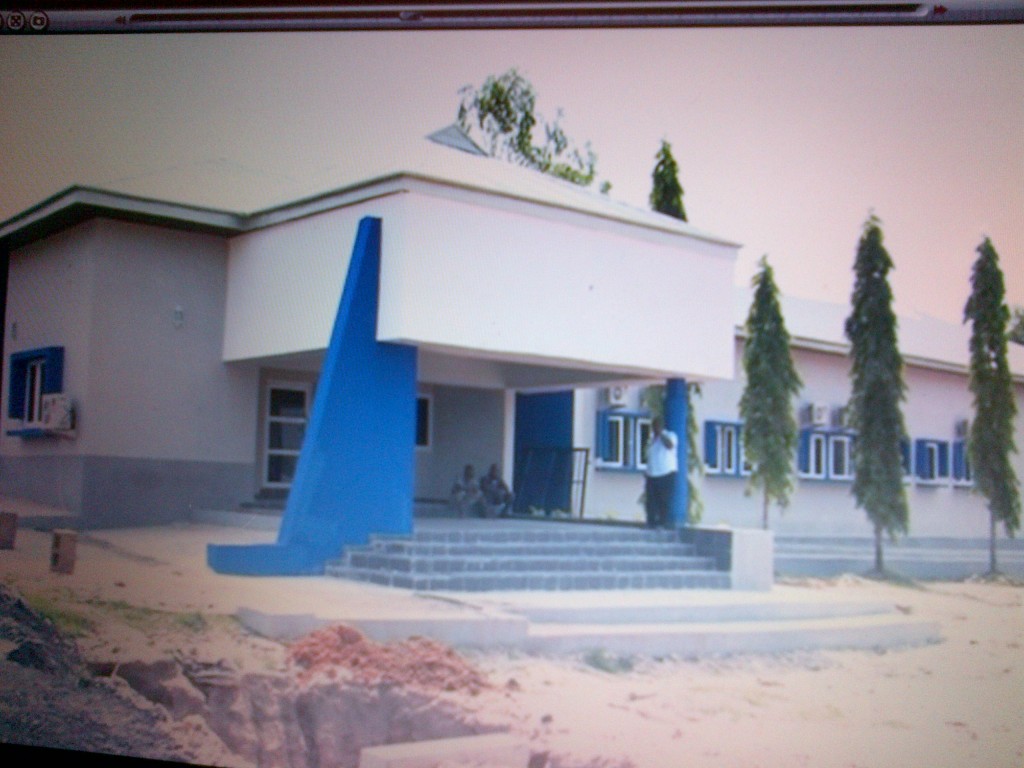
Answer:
[[644, 416, 678, 528]]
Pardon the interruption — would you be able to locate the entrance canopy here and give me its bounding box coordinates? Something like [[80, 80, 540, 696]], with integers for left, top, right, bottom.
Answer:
[[221, 173, 740, 390]]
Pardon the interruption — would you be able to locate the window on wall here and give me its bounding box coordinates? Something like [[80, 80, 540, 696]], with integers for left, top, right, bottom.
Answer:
[[799, 429, 854, 481], [415, 395, 432, 448], [798, 430, 828, 479], [596, 410, 650, 471], [635, 417, 653, 470], [263, 382, 309, 489], [829, 434, 854, 480], [952, 439, 972, 486], [704, 421, 749, 476], [915, 438, 950, 483], [8, 346, 64, 424]]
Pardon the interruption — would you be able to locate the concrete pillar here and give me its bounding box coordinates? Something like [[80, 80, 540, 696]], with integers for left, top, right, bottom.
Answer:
[[208, 217, 417, 575], [664, 378, 689, 528]]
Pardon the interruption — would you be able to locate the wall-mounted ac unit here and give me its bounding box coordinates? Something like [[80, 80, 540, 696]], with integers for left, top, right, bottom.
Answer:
[[955, 418, 970, 439], [605, 385, 629, 407], [832, 406, 852, 429], [41, 393, 74, 431], [801, 402, 830, 427]]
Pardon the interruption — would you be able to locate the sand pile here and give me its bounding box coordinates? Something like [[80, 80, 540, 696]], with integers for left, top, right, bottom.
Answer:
[[288, 623, 492, 694]]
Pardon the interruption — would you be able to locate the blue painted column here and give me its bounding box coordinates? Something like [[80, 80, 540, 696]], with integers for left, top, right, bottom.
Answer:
[[664, 378, 689, 528], [208, 217, 417, 575]]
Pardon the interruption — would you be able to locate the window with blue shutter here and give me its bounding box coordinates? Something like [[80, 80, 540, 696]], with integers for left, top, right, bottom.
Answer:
[[952, 440, 972, 486], [914, 438, 950, 483], [798, 428, 854, 481], [704, 422, 721, 472], [8, 347, 64, 422], [704, 421, 746, 477], [596, 409, 650, 471]]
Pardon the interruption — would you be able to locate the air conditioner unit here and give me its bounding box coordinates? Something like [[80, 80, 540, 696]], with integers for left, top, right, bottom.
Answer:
[[41, 393, 74, 431], [605, 385, 629, 407], [955, 418, 970, 439], [801, 402, 829, 427], [832, 406, 852, 429]]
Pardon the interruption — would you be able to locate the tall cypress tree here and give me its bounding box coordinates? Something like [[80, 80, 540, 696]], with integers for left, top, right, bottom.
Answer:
[[649, 140, 687, 222], [739, 256, 802, 529], [844, 215, 909, 574], [964, 237, 1020, 574]]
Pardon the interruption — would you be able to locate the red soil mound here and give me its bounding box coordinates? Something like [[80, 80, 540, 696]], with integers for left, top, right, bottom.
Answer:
[[288, 624, 491, 695]]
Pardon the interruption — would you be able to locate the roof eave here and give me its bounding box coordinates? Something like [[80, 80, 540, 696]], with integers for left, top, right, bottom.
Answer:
[[0, 186, 245, 251]]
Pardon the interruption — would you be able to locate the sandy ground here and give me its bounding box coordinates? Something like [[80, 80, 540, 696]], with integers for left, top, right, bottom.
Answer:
[[1, 515, 1022, 768]]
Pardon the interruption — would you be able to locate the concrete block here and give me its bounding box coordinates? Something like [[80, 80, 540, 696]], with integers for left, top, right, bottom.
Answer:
[[729, 528, 774, 591], [359, 733, 527, 768]]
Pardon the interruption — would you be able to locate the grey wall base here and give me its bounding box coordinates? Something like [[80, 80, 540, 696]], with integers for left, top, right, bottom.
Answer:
[[0, 454, 254, 528]]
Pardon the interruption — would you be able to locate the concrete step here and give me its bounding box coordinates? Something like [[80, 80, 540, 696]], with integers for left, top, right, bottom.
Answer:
[[368, 541, 699, 558], [342, 552, 717, 574], [522, 612, 941, 655], [326, 522, 726, 592], [397, 527, 682, 544], [323, 565, 731, 591], [505, 599, 898, 625]]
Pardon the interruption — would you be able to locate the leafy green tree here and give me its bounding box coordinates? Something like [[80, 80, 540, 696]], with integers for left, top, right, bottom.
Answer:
[[739, 256, 802, 529], [649, 140, 687, 222], [844, 215, 909, 574], [964, 237, 1021, 574], [457, 68, 597, 186]]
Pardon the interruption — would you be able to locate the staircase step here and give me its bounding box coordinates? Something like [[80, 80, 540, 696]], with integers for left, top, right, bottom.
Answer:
[[391, 527, 682, 544], [324, 565, 730, 591], [343, 552, 717, 574], [523, 613, 942, 655], [326, 522, 731, 592], [368, 541, 698, 558]]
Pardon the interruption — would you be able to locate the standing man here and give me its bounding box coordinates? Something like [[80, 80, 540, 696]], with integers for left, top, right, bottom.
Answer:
[[644, 416, 678, 528]]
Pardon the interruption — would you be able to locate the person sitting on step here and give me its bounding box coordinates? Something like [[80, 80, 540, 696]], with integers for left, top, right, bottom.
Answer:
[[480, 463, 514, 517], [450, 464, 483, 518]]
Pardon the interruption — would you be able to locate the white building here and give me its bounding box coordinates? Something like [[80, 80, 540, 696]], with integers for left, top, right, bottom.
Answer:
[[1, 127, 1019, 575]]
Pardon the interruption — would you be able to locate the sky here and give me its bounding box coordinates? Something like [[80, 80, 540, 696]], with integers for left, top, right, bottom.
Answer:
[[1, 25, 1021, 324]]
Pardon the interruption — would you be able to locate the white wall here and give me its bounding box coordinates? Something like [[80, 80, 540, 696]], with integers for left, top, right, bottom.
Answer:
[[86, 220, 255, 462], [414, 384, 506, 501], [4, 219, 257, 463], [222, 196, 405, 362], [2, 223, 98, 460], [378, 192, 738, 381]]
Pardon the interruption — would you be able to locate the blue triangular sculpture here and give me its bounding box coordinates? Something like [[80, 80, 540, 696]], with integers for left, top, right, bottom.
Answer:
[[208, 217, 417, 575]]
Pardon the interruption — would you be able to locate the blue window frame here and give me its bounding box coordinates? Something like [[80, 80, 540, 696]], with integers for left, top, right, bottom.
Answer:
[[952, 439, 972, 486], [704, 420, 749, 476], [8, 347, 64, 423], [914, 438, 950, 483], [798, 429, 855, 481], [596, 409, 651, 471]]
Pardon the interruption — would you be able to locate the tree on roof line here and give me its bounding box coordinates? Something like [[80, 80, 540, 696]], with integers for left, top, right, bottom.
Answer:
[[649, 140, 687, 222], [964, 237, 1020, 575], [456, 68, 598, 187], [845, 214, 910, 575]]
